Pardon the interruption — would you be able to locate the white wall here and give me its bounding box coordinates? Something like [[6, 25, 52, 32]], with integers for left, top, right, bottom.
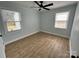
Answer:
[[0, 31, 1, 35], [0, 2, 40, 45], [0, 37, 5, 58], [40, 4, 76, 38], [70, 2, 79, 56], [0, 25, 1, 35]]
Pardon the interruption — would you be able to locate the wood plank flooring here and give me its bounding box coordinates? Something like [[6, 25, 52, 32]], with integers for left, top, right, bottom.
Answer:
[[5, 32, 70, 58]]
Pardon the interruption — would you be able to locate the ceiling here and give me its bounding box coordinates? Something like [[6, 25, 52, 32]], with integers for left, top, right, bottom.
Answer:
[[11, 1, 77, 10]]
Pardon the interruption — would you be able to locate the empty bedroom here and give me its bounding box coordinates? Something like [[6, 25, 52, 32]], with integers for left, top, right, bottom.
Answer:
[[0, 1, 79, 58]]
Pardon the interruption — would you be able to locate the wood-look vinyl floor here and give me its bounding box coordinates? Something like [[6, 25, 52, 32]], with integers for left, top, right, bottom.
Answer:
[[5, 32, 70, 58]]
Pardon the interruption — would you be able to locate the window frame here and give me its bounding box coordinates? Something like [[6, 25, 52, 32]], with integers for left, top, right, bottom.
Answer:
[[54, 11, 70, 29], [1, 9, 21, 32]]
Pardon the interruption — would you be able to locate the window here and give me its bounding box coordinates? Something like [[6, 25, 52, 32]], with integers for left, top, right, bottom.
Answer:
[[7, 12, 21, 31], [2, 10, 21, 32], [55, 11, 69, 29]]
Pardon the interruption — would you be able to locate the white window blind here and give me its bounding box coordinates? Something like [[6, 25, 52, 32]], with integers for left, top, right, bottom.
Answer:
[[55, 11, 69, 29]]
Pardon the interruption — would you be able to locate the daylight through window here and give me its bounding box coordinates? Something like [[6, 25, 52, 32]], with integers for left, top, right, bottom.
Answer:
[[55, 11, 69, 29]]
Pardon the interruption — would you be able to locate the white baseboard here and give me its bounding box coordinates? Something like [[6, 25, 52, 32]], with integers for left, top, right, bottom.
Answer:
[[41, 30, 69, 38], [5, 31, 39, 45], [5, 30, 69, 45]]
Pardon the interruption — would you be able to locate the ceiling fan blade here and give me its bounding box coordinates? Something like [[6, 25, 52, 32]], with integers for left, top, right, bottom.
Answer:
[[34, 1, 41, 7], [43, 7, 50, 10], [43, 3, 53, 7]]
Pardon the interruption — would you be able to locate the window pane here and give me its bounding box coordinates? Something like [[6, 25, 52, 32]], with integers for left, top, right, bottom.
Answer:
[[7, 21, 16, 31], [14, 12, 20, 21], [2, 10, 21, 22], [55, 12, 69, 29], [7, 21, 21, 31], [14, 22, 21, 30]]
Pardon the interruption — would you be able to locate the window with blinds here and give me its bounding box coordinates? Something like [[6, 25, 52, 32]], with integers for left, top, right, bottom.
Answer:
[[55, 11, 69, 29]]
